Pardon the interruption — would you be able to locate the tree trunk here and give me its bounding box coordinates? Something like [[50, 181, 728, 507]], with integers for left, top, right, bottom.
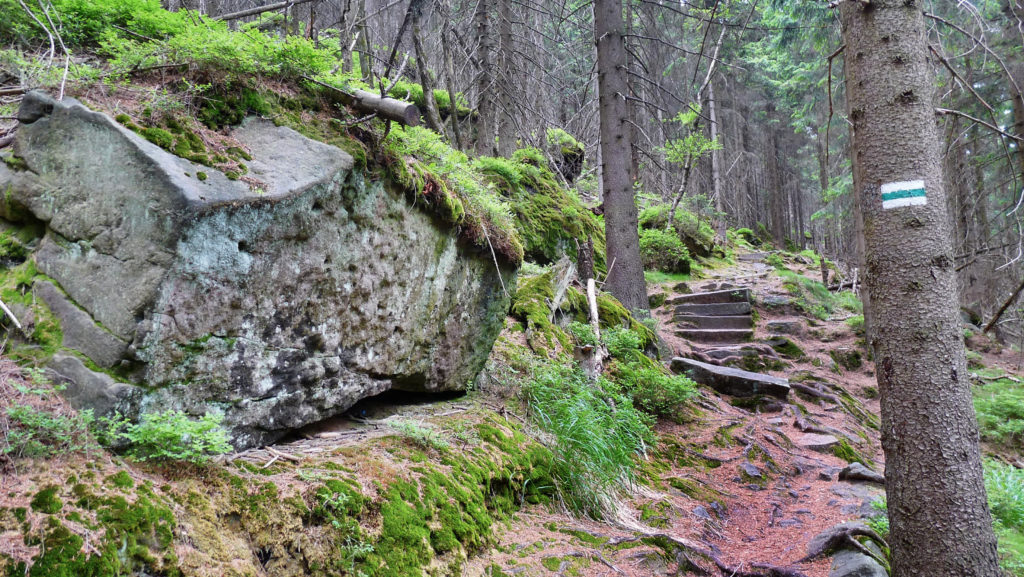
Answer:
[[708, 79, 726, 241], [411, 9, 444, 133], [767, 109, 785, 247], [594, 0, 648, 315], [356, 0, 373, 84], [839, 2, 1001, 576], [495, 0, 516, 157], [441, 21, 464, 150], [474, 0, 496, 157]]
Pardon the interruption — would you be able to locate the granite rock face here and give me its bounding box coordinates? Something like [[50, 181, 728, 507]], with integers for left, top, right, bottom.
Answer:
[[0, 91, 515, 448]]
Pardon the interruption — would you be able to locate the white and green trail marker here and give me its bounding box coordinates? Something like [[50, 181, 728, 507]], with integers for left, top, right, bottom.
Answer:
[[881, 179, 927, 210]]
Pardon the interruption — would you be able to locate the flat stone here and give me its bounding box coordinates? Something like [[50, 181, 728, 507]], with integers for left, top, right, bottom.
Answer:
[[33, 280, 128, 368], [675, 328, 754, 343], [47, 353, 140, 416], [830, 547, 887, 577], [667, 288, 750, 306], [671, 357, 790, 399], [739, 461, 763, 478], [674, 302, 752, 317], [761, 295, 794, 308], [674, 315, 752, 330], [799, 433, 840, 452], [765, 319, 803, 335], [673, 282, 692, 294], [839, 463, 885, 485], [777, 518, 803, 528]]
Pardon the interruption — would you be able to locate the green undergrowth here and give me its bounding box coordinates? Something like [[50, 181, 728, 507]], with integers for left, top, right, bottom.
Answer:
[[777, 269, 861, 320], [509, 269, 656, 357], [973, 370, 1024, 452], [522, 361, 653, 517], [638, 203, 717, 259], [473, 149, 605, 266], [2, 416, 556, 577]]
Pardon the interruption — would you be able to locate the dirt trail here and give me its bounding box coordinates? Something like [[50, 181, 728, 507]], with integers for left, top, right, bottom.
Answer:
[[465, 253, 886, 577]]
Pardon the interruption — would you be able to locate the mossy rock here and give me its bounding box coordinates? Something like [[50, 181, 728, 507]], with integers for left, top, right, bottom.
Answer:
[[830, 347, 863, 371]]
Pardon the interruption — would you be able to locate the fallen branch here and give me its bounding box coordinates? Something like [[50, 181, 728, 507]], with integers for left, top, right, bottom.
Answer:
[[0, 298, 23, 331], [214, 0, 318, 22], [0, 88, 24, 97], [301, 75, 420, 126]]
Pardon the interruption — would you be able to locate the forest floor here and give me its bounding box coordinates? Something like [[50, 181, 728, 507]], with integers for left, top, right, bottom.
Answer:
[[462, 252, 1024, 577], [3, 252, 1022, 576]]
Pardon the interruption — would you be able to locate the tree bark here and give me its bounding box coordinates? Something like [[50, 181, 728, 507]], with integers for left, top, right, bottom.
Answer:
[[474, 0, 496, 157], [594, 0, 648, 315], [411, 8, 444, 133], [495, 0, 516, 157], [839, 2, 1001, 576], [708, 79, 726, 241]]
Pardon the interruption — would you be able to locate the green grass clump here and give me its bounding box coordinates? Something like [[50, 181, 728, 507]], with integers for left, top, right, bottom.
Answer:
[[567, 321, 598, 347], [974, 374, 1024, 450], [602, 327, 643, 358], [639, 228, 691, 274], [523, 362, 653, 517]]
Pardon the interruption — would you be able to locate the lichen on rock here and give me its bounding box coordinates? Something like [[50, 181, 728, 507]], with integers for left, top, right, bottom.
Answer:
[[0, 91, 516, 449]]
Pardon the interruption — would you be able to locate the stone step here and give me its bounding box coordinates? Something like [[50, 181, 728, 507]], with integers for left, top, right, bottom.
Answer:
[[670, 357, 790, 399], [674, 302, 752, 316], [674, 314, 753, 330], [675, 328, 754, 343], [666, 288, 751, 306], [737, 252, 768, 262]]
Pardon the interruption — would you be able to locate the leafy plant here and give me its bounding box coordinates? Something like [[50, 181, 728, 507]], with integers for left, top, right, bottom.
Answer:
[[3, 405, 96, 458], [639, 228, 691, 274], [391, 420, 450, 452], [104, 410, 233, 464], [602, 327, 643, 359], [610, 359, 697, 420], [974, 375, 1024, 449], [567, 321, 598, 347]]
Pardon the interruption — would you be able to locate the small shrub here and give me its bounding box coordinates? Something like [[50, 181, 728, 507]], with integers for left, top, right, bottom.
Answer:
[[974, 376, 1024, 449], [107, 410, 232, 464], [602, 327, 643, 359], [765, 253, 786, 269], [567, 321, 598, 347], [865, 497, 889, 538], [3, 405, 96, 458], [391, 420, 450, 452], [611, 359, 696, 420], [639, 229, 691, 274]]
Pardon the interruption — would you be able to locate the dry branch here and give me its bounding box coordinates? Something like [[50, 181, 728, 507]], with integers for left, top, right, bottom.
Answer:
[[301, 76, 420, 126], [214, 0, 318, 22]]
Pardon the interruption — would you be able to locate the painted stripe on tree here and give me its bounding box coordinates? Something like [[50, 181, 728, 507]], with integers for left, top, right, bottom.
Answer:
[[881, 179, 927, 209]]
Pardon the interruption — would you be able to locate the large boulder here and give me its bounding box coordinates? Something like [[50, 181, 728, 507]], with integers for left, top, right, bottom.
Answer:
[[0, 91, 515, 448]]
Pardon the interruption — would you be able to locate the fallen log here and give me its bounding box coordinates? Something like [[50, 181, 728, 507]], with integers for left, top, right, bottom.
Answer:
[[214, 0, 318, 21], [302, 76, 420, 126]]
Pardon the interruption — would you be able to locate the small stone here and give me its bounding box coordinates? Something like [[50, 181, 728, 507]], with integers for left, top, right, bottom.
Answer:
[[799, 433, 840, 453], [648, 292, 667, 309], [692, 506, 712, 520], [777, 518, 803, 528], [788, 490, 801, 499], [839, 463, 885, 485], [766, 319, 803, 335], [673, 282, 692, 294], [740, 461, 763, 478], [830, 548, 887, 577], [819, 471, 833, 481]]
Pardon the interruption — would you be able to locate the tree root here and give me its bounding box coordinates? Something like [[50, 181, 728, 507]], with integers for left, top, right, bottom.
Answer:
[[798, 523, 888, 568]]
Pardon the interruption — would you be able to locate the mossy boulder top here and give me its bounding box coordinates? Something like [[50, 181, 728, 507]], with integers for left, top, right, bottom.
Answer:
[[0, 91, 514, 448]]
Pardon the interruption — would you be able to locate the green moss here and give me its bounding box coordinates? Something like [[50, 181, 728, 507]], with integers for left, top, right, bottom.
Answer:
[[1, 153, 29, 171], [196, 171, 207, 181], [769, 337, 804, 359], [833, 438, 874, 467], [139, 127, 175, 149], [224, 170, 240, 180], [105, 471, 134, 489], [509, 271, 571, 355], [31, 486, 63, 514], [830, 348, 863, 371]]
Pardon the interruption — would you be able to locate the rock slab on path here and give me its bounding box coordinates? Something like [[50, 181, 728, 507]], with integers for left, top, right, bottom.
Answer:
[[670, 357, 790, 399], [1, 91, 514, 449], [839, 463, 885, 485]]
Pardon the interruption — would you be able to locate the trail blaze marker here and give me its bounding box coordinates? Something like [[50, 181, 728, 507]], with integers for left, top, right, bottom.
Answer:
[[881, 179, 927, 209]]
